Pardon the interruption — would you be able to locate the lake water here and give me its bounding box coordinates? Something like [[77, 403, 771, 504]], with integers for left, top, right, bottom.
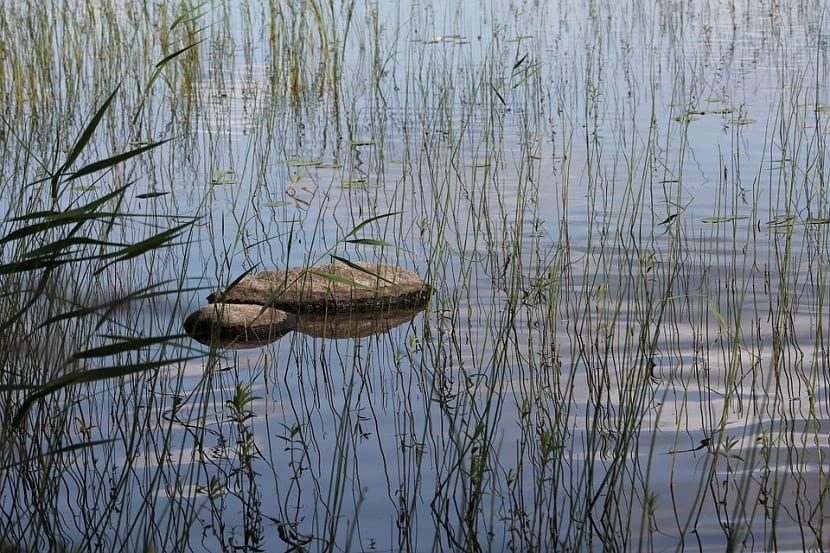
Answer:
[[3, 0, 830, 551]]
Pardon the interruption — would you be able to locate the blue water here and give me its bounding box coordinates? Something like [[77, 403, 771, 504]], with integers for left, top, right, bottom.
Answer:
[[3, 1, 830, 551]]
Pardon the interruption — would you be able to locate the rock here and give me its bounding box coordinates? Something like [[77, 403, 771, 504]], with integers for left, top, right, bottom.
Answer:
[[297, 306, 427, 339], [208, 261, 431, 313], [183, 303, 297, 348]]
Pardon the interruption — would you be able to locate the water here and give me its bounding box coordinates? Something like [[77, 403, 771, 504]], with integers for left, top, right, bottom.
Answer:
[[3, 0, 830, 551]]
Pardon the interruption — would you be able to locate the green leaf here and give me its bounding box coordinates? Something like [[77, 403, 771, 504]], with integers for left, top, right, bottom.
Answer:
[[70, 333, 194, 361], [65, 87, 120, 172], [329, 255, 395, 285], [218, 265, 260, 297], [155, 40, 205, 69], [38, 282, 203, 332], [67, 139, 172, 181], [344, 238, 396, 247], [0, 256, 63, 275], [342, 211, 400, 240], [169, 2, 209, 30], [22, 236, 122, 260], [93, 221, 193, 273], [12, 355, 199, 428], [52, 87, 121, 198], [0, 439, 116, 469], [1, 185, 133, 246], [263, 201, 291, 208], [309, 269, 378, 292], [512, 53, 528, 71], [707, 298, 727, 330]]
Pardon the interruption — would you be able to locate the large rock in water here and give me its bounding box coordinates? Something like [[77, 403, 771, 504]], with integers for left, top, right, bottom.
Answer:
[[208, 261, 432, 313], [183, 303, 297, 348]]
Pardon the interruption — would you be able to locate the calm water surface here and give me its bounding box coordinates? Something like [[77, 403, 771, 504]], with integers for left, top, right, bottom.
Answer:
[[3, 1, 830, 551]]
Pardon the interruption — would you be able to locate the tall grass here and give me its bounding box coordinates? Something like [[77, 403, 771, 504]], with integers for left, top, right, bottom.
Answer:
[[0, 4, 210, 549]]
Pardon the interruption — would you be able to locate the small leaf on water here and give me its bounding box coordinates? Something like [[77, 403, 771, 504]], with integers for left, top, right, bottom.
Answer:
[[282, 158, 321, 167], [210, 169, 236, 185], [263, 201, 292, 208], [674, 114, 699, 123], [339, 178, 377, 189], [767, 215, 795, 226], [701, 215, 748, 223], [136, 191, 169, 199], [692, 108, 734, 115]]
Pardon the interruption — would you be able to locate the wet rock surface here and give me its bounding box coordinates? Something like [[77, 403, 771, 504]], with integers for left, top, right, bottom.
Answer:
[[208, 261, 432, 313]]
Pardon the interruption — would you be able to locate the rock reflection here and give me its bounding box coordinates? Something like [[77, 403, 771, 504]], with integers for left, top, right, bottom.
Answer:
[[184, 304, 297, 349], [296, 306, 426, 339]]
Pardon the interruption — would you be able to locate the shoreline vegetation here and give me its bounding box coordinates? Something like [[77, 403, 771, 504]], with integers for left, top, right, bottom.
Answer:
[[1, 1, 830, 551]]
